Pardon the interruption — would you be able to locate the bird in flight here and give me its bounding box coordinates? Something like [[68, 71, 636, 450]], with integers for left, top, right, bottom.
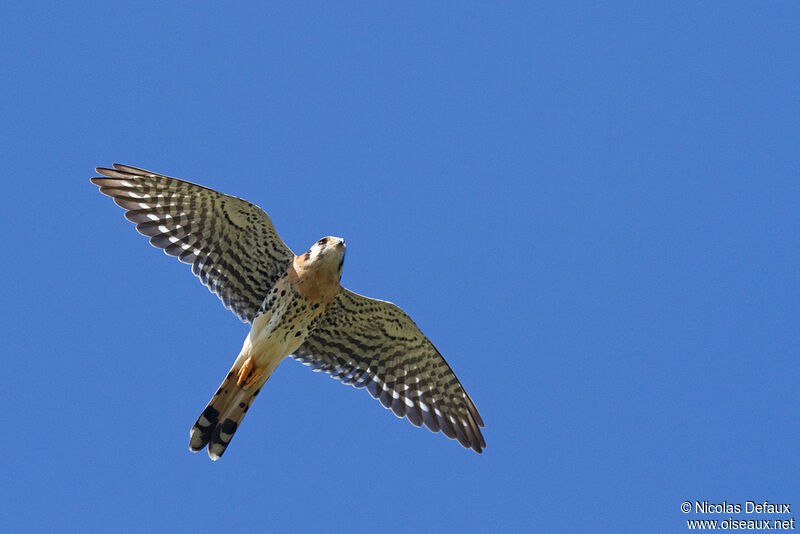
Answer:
[[92, 164, 485, 459]]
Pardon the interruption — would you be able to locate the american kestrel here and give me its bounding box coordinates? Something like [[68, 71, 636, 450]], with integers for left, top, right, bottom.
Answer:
[[92, 164, 485, 459]]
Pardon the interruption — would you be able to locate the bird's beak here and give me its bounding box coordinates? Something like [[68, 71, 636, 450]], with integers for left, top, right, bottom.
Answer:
[[334, 239, 346, 249]]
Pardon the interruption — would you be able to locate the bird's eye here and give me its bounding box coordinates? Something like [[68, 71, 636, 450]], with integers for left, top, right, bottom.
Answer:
[[317, 238, 327, 246]]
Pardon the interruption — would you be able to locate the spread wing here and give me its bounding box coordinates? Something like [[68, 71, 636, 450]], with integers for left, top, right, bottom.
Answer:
[[293, 288, 485, 452], [91, 164, 294, 323]]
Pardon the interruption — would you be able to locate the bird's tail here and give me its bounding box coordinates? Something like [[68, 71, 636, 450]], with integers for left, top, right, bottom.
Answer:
[[189, 362, 269, 460]]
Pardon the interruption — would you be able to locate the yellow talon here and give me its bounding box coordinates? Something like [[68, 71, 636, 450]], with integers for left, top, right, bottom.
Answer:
[[237, 356, 265, 389]]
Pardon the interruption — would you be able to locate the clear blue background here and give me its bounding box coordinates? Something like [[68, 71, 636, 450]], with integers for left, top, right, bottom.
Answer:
[[1, 3, 798, 533]]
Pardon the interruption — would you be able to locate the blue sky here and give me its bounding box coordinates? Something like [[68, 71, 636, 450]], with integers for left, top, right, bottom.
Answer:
[[1, 3, 798, 533]]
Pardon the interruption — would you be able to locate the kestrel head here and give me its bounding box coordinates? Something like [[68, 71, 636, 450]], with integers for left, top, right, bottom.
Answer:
[[302, 236, 346, 279]]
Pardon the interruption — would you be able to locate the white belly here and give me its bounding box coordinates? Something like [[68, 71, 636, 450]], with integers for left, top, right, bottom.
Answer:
[[236, 287, 320, 374], [247, 312, 306, 363]]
